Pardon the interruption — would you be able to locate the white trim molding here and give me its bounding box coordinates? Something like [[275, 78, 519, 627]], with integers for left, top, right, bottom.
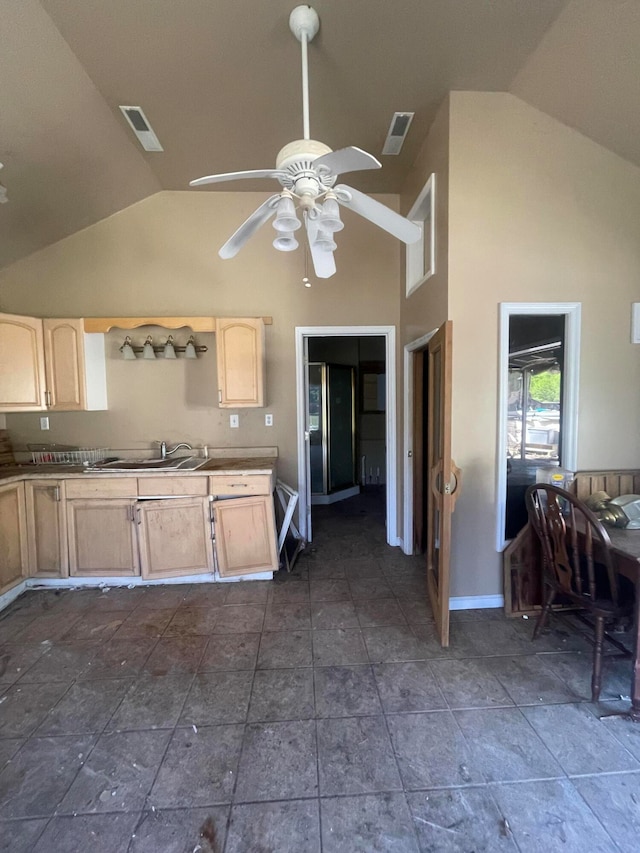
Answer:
[[496, 302, 581, 552], [295, 325, 397, 547], [0, 580, 27, 614], [402, 329, 438, 554], [406, 173, 436, 297], [450, 594, 504, 611]]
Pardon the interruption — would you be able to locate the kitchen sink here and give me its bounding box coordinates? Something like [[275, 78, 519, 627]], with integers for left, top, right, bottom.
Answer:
[[87, 456, 207, 472]]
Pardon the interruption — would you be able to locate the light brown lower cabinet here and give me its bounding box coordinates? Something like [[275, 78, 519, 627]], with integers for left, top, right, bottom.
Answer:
[[14, 474, 279, 584], [213, 494, 278, 577], [67, 498, 139, 576], [137, 497, 214, 580], [0, 481, 28, 594], [24, 480, 68, 578]]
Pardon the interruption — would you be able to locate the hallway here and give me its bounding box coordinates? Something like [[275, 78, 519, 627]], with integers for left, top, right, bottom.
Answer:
[[0, 492, 638, 851]]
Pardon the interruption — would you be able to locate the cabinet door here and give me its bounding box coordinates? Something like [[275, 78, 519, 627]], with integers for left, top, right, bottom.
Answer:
[[214, 494, 278, 577], [42, 320, 108, 411], [0, 313, 45, 412], [138, 497, 213, 580], [43, 319, 86, 411], [67, 499, 139, 576], [215, 318, 265, 407], [0, 481, 28, 594], [24, 480, 68, 578]]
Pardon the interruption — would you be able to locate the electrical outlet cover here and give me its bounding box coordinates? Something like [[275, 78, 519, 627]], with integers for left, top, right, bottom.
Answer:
[[265, 414, 273, 426]]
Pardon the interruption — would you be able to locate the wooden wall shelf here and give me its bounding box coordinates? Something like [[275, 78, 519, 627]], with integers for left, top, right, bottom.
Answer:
[[83, 316, 273, 333]]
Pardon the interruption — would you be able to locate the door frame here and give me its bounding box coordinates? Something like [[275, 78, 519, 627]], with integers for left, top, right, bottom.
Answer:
[[496, 302, 581, 551], [402, 329, 438, 554], [295, 325, 397, 546]]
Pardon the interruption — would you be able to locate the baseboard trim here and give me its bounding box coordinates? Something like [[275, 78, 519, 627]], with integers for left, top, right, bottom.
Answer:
[[449, 594, 504, 611], [0, 580, 27, 613], [24, 572, 273, 590], [311, 485, 360, 505]]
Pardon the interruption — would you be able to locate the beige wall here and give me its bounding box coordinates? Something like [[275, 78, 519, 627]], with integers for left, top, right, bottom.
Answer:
[[447, 91, 640, 597], [4, 92, 640, 604], [0, 190, 401, 489], [400, 96, 450, 344]]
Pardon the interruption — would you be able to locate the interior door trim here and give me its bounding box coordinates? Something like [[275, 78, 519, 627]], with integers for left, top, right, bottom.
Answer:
[[402, 329, 438, 554]]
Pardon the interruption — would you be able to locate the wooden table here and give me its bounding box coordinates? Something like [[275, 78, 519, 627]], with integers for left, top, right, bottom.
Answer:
[[604, 527, 640, 722]]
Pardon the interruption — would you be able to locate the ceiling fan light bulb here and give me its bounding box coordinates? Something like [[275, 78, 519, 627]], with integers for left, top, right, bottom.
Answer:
[[273, 232, 299, 252], [273, 195, 301, 232]]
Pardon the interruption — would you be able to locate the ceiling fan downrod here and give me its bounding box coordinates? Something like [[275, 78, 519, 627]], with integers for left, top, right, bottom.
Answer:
[[289, 5, 320, 142]]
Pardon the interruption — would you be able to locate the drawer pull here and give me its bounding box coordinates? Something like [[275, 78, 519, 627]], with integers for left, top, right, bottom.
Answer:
[[230, 483, 249, 487]]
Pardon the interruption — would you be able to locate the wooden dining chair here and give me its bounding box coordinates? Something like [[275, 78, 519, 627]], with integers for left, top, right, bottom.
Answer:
[[525, 483, 633, 701]]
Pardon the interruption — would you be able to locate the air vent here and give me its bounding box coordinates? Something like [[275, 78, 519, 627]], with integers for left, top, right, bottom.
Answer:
[[119, 106, 164, 152], [382, 111, 414, 155]]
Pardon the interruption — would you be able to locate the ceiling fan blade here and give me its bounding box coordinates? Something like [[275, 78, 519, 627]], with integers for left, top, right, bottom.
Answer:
[[313, 147, 381, 177], [219, 195, 280, 259], [306, 218, 336, 279], [190, 169, 287, 187], [335, 184, 422, 244]]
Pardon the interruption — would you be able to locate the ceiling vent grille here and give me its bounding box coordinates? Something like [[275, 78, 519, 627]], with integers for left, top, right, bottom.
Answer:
[[119, 106, 164, 152], [382, 111, 414, 155]]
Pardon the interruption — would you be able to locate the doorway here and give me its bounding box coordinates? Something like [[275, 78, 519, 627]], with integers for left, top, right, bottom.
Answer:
[[295, 326, 397, 546]]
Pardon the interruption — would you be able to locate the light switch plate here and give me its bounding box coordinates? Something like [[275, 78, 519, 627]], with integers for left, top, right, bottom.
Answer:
[[40, 416, 50, 430], [230, 414, 239, 428], [265, 414, 273, 426]]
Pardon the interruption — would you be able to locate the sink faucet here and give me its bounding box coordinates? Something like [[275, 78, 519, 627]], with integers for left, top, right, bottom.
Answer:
[[159, 441, 192, 460]]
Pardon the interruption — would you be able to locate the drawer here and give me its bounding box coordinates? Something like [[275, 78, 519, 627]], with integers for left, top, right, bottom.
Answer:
[[65, 477, 138, 499], [209, 474, 272, 496], [138, 476, 208, 497]]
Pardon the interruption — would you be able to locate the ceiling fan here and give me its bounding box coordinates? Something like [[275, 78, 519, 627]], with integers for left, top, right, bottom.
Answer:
[[189, 5, 421, 279]]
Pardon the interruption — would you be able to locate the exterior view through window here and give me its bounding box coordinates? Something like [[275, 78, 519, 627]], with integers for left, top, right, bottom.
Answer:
[[505, 315, 565, 539]]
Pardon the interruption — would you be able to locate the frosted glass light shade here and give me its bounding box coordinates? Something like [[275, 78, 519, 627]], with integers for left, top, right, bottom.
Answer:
[[273, 195, 301, 232], [273, 231, 299, 252], [142, 336, 156, 359], [313, 225, 337, 252], [185, 336, 198, 359], [164, 336, 177, 359], [318, 197, 344, 232], [121, 336, 137, 360]]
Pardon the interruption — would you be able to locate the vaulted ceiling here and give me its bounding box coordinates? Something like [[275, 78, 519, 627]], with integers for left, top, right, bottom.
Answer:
[[0, 0, 638, 271]]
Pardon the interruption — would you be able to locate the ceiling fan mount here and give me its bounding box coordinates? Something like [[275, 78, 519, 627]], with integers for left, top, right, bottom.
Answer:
[[189, 5, 421, 278]]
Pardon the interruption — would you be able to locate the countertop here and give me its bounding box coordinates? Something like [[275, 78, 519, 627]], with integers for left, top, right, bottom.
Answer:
[[0, 457, 276, 485]]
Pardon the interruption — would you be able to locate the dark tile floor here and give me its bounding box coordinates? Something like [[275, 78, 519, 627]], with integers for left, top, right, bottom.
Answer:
[[0, 489, 639, 851]]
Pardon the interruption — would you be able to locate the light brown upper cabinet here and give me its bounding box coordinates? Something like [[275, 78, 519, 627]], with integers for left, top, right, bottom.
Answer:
[[43, 319, 107, 411], [0, 313, 107, 412], [0, 313, 46, 411], [215, 317, 265, 407]]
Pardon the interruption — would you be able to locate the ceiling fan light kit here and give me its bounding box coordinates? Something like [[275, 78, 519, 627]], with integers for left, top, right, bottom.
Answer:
[[189, 5, 421, 278]]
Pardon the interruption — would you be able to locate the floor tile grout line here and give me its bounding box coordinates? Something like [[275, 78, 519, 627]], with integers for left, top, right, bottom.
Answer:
[[368, 639, 424, 853], [312, 646, 323, 852], [132, 623, 208, 850], [222, 585, 270, 834]]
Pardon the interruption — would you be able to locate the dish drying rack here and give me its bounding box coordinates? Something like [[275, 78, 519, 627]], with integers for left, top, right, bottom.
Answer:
[[28, 444, 108, 465]]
